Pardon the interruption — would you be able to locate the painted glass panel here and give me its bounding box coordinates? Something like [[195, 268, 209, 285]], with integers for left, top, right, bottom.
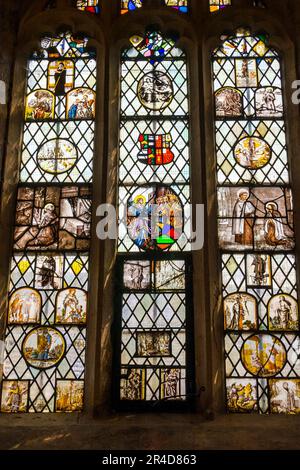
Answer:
[[121, 0, 143, 14], [213, 29, 299, 414], [22, 32, 96, 183], [121, 0, 188, 14], [119, 258, 190, 401], [119, 29, 190, 253], [2, 252, 88, 412], [0, 32, 96, 413], [165, 1, 188, 12]]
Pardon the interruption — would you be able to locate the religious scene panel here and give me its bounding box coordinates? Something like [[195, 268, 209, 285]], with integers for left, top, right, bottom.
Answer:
[[117, 29, 192, 406], [119, 258, 189, 402], [213, 29, 300, 414]]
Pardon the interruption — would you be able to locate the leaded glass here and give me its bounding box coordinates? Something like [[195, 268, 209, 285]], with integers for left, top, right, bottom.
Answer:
[[213, 29, 299, 414], [0, 31, 96, 414], [117, 257, 192, 402], [116, 29, 193, 407], [210, 0, 231, 12], [22, 32, 96, 183], [119, 29, 190, 253], [121, 1, 188, 14], [76, 0, 100, 14], [165, 1, 188, 13], [121, 0, 143, 14]]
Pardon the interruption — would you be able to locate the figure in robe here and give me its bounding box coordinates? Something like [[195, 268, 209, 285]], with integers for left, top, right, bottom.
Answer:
[[54, 62, 67, 96], [17, 203, 58, 249], [37, 329, 52, 361], [62, 288, 81, 321], [262, 88, 276, 112], [264, 202, 288, 246], [9, 294, 23, 322], [68, 99, 79, 119], [126, 370, 142, 400], [21, 292, 39, 322], [232, 189, 255, 245]]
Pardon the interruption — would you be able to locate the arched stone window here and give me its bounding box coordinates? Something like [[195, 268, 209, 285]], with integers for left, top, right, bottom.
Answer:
[[213, 28, 299, 414]]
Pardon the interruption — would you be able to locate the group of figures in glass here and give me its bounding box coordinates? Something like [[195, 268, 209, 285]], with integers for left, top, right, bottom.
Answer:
[[75, 1, 232, 15], [0, 31, 96, 413], [75, 0, 189, 15], [120, 1, 188, 14]]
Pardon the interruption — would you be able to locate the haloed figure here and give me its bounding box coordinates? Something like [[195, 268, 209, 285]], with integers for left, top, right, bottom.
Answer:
[[127, 370, 141, 400]]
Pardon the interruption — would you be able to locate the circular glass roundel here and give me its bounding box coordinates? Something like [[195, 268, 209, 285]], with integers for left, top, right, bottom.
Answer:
[[234, 137, 271, 170], [137, 71, 174, 111], [127, 185, 183, 251], [241, 334, 286, 377], [37, 139, 77, 174], [22, 327, 65, 369]]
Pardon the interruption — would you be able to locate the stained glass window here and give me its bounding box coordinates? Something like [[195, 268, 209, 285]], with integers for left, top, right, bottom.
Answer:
[[0, 31, 96, 413], [121, 1, 188, 14], [76, 0, 100, 14], [210, 0, 231, 12], [116, 29, 193, 406], [213, 28, 300, 414]]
